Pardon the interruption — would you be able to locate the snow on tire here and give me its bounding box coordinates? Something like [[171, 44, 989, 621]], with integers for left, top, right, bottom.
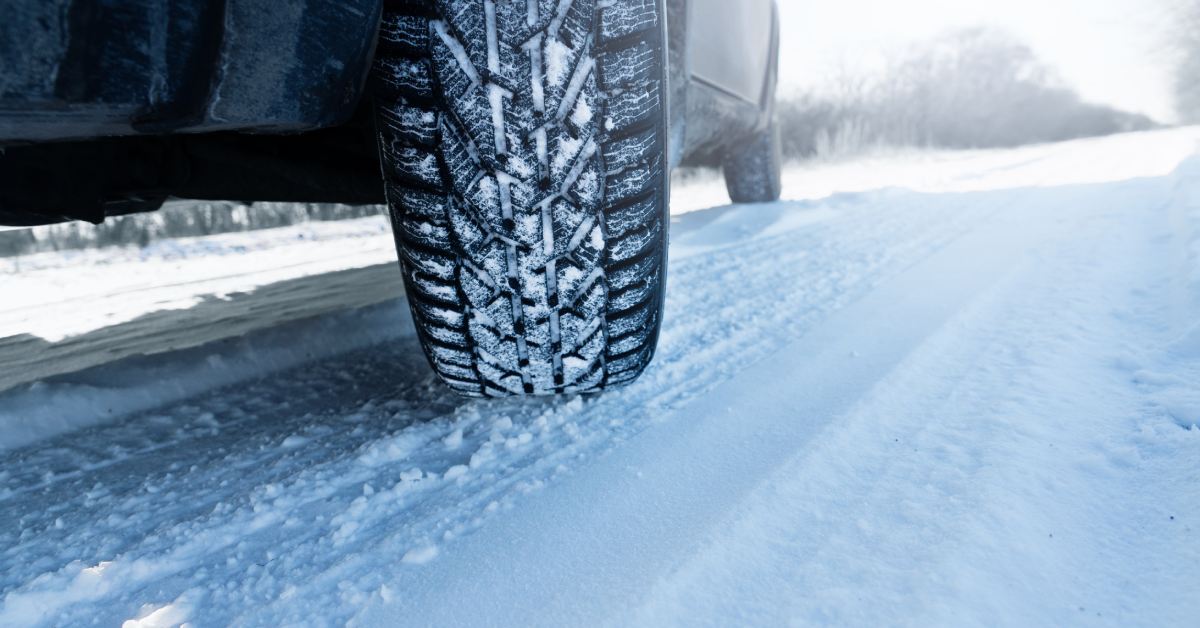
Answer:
[[723, 119, 782, 204], [374, 0, 669, 397]]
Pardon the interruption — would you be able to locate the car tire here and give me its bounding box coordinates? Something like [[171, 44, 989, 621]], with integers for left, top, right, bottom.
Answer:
[[723, 119, 782, 204], [373, 0, 669, 397]]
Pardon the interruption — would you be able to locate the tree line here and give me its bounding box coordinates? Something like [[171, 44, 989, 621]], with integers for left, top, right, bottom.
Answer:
[[0, 202, 384, 257], [776, 28, 1156, 160]]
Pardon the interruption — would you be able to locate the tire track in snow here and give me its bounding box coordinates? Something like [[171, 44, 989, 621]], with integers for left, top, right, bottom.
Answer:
[[1, 185, 992, 625]]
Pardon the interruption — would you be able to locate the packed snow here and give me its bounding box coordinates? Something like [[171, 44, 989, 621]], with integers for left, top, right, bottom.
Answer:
[[1, 128, 1199, 626]]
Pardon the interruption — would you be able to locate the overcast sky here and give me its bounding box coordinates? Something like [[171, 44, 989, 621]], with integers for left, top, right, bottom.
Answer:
[[776, 0, 1177, 122]]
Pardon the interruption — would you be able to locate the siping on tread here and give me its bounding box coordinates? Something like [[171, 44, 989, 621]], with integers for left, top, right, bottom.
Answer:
[[375, 0, 667, 396]]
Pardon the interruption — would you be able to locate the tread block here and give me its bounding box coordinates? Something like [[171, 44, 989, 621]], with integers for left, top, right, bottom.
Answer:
[[384, 144, 443, 190], [606, 250, 658, 291], [603, 125, 658, 170], [377, 101, 439, 147], [604, 189, 658, 234], [379, 13, 430, 56], [604, 156, 662, 206], [375, 57, 435, 100], [599, 0, 658, 42], [596, 39, 657, 91], [603, 82, 661, 136], [609, 276, 656, 313], [607, 221, 659, 264]]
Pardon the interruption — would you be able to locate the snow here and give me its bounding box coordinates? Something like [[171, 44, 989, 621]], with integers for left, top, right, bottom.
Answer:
[[121, 596, 193, 628], [0, 216, 396, 342], [544, 38, 572, 88], [571, 94, 593, 127], [2, 127, 1200, 625], [401, 546, 440, 565]]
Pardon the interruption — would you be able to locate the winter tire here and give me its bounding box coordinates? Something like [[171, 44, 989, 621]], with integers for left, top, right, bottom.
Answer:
[[373, 0, 670, 397], [723, 119, 782, 204]]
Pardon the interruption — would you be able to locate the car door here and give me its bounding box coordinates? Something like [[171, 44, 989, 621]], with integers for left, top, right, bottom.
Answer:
[[687, 0, 775, 106]]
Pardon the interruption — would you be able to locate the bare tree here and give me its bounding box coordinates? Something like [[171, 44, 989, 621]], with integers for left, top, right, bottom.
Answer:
[[776, 27, 1156, 160]]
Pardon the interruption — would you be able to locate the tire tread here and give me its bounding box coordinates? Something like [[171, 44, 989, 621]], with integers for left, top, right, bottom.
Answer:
[[376, 0, 666, 396]]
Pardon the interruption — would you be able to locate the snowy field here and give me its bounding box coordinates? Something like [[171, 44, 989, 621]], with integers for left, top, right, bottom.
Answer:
[[2, 127, 1199, 626]]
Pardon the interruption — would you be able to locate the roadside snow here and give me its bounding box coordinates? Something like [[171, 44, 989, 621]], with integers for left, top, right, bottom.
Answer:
[[0, 217, 396, 342]]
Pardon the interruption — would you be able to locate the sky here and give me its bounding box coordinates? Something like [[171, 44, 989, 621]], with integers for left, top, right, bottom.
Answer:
[[775, 0, 1178, 122]]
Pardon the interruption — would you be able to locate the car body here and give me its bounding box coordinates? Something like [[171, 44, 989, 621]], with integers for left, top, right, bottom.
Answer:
[[2, 0, 781, 397], [0, 0, 779, 226]]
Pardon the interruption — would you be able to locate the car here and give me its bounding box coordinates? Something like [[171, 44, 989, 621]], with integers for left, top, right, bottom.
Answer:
[[0, 0, 781, 396]]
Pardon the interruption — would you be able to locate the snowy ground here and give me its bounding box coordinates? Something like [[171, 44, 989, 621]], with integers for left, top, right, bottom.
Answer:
[[2, 128, 1199, 626]]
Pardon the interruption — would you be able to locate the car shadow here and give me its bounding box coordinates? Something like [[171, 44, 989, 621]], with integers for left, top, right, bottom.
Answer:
[[0, 263, 405, 393]]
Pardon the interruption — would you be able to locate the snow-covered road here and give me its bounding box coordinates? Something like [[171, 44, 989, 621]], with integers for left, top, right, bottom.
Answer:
[[2, 129, 1199, 626]]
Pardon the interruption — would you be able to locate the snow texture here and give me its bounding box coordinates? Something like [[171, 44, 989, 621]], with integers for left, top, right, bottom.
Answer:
[[1, 128, 1199, 626]]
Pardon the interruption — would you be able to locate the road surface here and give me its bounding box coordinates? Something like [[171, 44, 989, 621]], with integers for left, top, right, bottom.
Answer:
[[1, 129, 1199, 626]]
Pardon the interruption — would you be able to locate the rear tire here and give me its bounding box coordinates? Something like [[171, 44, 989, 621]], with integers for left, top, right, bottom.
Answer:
[[723, 119, 782, 204], [373, 0, 669, 397]]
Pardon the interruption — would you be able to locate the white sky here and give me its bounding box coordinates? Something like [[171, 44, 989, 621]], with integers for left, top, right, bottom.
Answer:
[[776, 0, 1178, 122]]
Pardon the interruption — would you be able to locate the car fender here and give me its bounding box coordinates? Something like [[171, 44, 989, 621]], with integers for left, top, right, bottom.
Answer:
[[671, 0, 779, 167]]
